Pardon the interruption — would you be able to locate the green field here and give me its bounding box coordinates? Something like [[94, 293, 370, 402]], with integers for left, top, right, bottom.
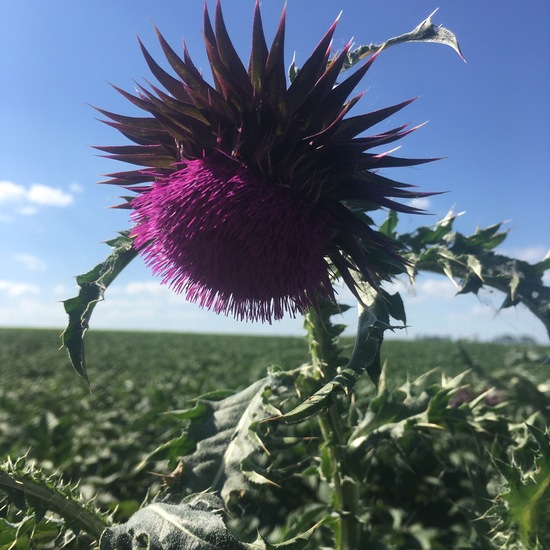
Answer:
[[1, 328, 549, 547]]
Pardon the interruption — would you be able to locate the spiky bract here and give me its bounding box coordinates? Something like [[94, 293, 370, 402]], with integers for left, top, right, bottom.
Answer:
[[97, 0, 435, 322]]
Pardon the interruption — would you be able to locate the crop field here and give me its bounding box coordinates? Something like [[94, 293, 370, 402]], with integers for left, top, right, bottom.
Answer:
[[1, 327, 549, 547]]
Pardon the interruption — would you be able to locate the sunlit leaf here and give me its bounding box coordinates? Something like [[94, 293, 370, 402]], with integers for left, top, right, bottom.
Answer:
[[343, 8, 465, 70], [399, 210, 550, 338], [378, 209, 398, 238], [61, 232, 138, 383]]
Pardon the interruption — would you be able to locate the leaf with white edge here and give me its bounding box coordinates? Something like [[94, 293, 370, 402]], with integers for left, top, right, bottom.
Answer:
[[509, 273, 521, 303], [497, 427, 550, 548], [466, 254, 484, 281], [401, 211, 550, 338], [61, 231, 138, 383], [440, 258, 459, 288], [288, 54, 299, 84], [99, 494, 248, 550], [145, 376, 297, 503], [402, 8, 465, 60], [343, 8, 465, 70], [100, 492, 317, 550]]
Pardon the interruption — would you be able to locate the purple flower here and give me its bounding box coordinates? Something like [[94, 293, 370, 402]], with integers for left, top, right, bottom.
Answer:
[[97, 1, 435, 322]]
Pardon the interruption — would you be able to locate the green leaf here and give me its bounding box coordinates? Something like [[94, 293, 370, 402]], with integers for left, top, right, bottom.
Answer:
[[382, 290, 406, 326], [498, 428, 550, 548], [61, 231, 138, 383], [146, 377, 289, 502], [262, 522, 319, 550], [406, 215, 550, 338], [281, 283, 404, 423], [456, 273, 483, 296], [378, 209, 398, 238], [439, 258, 459, 288], [466, 254, 483, 281], [287, 56, 299, 84], [100, 493, 317, 550], [466, 223, 508, 251], [343, 8, 465, 70], [99, 494, 248, 550]]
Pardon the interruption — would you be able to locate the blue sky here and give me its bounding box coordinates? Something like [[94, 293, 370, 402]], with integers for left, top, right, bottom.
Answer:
[[1, 0, 548, 342]]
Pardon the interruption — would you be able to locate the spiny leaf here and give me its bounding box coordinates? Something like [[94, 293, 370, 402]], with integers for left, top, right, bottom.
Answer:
[[466, 254, 484, 281], [378, 209, 398, 239], [402, 211, 550, 338], [343, 8, 465, 70], [280, 284, 405, 423], [0, 456, 109, 541], [61, 231, 138, 383], [99, 495, 247, 550], [145, 378, 278, 501], [498, 428, 550, 548], [100, 492, 318, 550]]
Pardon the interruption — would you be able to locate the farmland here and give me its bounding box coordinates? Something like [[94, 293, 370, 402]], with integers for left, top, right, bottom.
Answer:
[[1, 327, 549, 547]]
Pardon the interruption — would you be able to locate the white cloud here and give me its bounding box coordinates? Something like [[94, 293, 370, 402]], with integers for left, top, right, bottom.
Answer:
[[0, 296, 66, 328], [27, 184, 73, 206], [408, 197, 432, 211], [502, 246, 549, 264], [17, 205, 39, 216], [15, 253, 47, 272], [0, 280, 40, 298], [0, 181, 26, 203], [0, 180, 74, 218], [119, 280, 202, 305], [124, 281, 170, 296], [385, 276, 457, 303], [69, 183, 84, 193], [53, 284, 68, 296]]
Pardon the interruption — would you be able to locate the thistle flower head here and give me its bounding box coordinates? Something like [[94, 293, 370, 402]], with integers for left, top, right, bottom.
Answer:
[[97, 0, 435, 322]]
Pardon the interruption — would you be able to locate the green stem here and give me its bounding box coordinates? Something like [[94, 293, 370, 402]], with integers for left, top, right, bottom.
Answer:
[[304, 304, 360, 549], [318, 407, 360, 550], [0, 471, 107, 540]]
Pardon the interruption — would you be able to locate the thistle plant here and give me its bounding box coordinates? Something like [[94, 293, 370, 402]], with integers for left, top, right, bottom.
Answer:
[[3, 2, 548, 549]]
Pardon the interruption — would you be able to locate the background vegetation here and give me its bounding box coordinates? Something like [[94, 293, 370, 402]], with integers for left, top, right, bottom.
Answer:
[[1, 328, 549, 547]]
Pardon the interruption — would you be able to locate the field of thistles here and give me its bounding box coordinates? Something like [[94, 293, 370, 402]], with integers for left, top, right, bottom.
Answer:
[[1, 329, 549, 548]]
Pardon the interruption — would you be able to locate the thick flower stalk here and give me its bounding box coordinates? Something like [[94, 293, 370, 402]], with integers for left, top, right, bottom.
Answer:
[[97, 0, 435, 322]]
